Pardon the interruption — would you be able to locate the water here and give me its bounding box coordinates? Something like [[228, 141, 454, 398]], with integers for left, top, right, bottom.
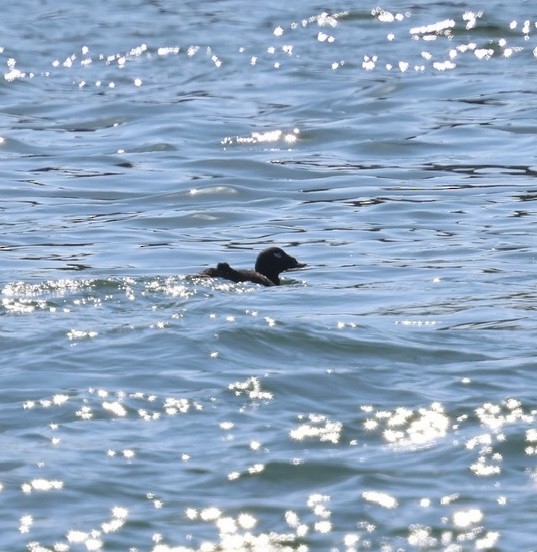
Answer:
[[2, 1, 537, 550]]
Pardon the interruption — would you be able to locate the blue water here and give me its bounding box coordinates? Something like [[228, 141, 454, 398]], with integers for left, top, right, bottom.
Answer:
[[3, 2, 537, 550]]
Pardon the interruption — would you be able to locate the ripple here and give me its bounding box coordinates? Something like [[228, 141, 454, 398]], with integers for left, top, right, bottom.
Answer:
[[4, 1, 537, 550]]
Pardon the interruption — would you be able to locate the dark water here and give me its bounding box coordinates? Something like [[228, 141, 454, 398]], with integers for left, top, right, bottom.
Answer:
[[3, 2, 537, 550]]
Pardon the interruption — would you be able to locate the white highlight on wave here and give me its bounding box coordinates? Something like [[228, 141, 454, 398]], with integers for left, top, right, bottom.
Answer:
[[21, 479, 63, 494], [290, 413, 342, 444], [221, 128, 300, 147], [364, 402, 449, 448], [362, 490, 398, 509]]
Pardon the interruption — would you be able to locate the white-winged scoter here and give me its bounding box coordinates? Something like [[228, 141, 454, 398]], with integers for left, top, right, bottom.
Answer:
[[198, 247, 306, 286]]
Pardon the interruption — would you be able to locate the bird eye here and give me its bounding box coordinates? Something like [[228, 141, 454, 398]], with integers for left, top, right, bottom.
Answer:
[[273, 252, 282, 259]]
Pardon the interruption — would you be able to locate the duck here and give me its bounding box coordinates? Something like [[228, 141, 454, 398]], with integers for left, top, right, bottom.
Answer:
[[198, 247, 306, 286]]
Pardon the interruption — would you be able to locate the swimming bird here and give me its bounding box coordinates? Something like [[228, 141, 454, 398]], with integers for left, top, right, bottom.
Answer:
[[198, 247, 306, 286]]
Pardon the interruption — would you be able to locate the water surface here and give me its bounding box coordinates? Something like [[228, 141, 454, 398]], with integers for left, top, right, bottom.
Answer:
[[2, 2, 537, 550]]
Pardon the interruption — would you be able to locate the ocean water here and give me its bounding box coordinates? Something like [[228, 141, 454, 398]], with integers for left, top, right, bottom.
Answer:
[[3, 1, 537, 550]]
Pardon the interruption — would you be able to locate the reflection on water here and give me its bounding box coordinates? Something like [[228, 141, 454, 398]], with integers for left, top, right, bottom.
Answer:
[[13, 366, 537, 550], [4, 6, 537, 93]]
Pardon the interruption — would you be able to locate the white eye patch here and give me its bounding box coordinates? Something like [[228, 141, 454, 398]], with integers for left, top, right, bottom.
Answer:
[[273, 251, 282, 259]]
